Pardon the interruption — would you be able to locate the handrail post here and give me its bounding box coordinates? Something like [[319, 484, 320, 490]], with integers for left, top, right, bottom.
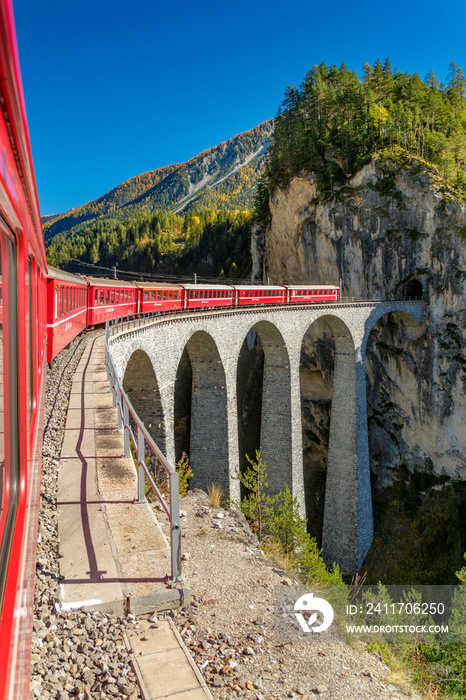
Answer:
[[112, 374, 117, 407], [169, 470, 181, 581], [137, 425, 145, 504], [124, 401, 130, 457], [117, 385, 122, 429]]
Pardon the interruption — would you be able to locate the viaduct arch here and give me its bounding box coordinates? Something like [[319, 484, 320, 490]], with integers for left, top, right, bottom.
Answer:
[[108, 301, 423, 575]]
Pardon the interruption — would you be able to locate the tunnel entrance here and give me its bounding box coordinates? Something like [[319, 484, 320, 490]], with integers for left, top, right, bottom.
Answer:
[[404, 278, 423, 299]]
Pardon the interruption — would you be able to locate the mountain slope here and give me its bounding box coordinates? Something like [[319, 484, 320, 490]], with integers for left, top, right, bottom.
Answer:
[[43, 120, 273, 243]]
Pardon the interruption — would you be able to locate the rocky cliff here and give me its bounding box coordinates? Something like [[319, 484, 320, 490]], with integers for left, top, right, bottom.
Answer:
[[252, 156, 466, 498]]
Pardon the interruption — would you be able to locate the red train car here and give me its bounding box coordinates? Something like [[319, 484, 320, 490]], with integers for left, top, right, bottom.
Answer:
[[287, 285, 340, 303], [0, 1, 48, 697], [182, 284, 234, 310], [46, 266, 88, 362], [234, 285, 286, 306], [136, 282, 184, 314], [86, 277, 138, 325]]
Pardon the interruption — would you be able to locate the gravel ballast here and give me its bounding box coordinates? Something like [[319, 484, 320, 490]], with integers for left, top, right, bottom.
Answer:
[[30, 331, 140, 700]]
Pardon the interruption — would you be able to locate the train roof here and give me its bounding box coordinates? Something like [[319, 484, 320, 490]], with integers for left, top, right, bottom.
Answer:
[[233, 285, 286, 290], [47, 266, 89, 285], [181, 283, 235, 290], [83, 276, 137, 288], [287, 284, 339, 289], [133, 281, 184, 289]]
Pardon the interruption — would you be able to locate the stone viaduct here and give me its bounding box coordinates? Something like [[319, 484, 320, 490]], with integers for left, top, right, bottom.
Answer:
[[107, 301, 423, 575]]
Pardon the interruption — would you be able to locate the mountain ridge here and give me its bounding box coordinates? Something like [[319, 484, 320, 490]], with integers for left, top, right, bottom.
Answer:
[[43, 120, 273, 243]]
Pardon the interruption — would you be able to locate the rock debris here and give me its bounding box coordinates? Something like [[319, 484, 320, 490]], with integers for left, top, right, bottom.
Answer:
[[165, 489, 421, 700]]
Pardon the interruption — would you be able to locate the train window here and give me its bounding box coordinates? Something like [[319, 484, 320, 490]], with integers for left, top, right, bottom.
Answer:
[[151, 291, 156, 301], [169, 291, 173, 300], [110, 290, 114, 303], [157, 291, 162, 300], [194, 291, 199, 299], [105, 290, 109, 304], [0, 233, 19, 603], [162, 291, 166, 300], [144, 291, 148, 301]]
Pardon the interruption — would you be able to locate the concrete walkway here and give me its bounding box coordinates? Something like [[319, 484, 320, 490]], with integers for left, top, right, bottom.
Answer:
[[57, 334, 210, 699], [126, 620, 213, 700]]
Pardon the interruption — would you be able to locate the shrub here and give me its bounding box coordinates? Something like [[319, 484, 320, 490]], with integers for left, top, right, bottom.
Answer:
[[176, 452, 193, 496]]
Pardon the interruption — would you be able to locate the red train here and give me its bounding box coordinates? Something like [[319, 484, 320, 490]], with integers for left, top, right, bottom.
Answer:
[[0, 1, 48, 698], [0, 1, 340, 696], [46, 271, 340, 362]]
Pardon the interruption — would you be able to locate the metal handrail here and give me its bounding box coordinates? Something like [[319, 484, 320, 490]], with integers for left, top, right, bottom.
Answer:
[[104, 321, 181, 582]]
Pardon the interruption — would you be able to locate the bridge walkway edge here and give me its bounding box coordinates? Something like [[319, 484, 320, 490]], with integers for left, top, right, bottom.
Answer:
[[57, 334, 212, 698]]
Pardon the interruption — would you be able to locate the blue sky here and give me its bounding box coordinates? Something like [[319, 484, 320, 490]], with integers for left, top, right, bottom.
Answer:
[[13, 0, 466, 215]]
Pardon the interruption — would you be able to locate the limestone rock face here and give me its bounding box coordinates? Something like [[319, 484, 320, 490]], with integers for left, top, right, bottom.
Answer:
[[255, 159, 466, 483]]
